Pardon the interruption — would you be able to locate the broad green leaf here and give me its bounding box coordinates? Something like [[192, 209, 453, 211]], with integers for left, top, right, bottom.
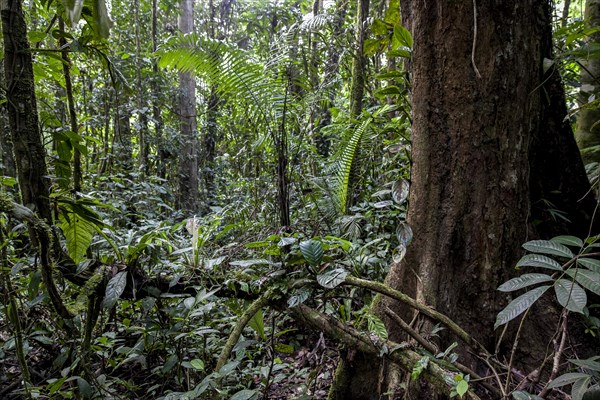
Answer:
[[522, 240, 573, 258], [577, 257, 600, 272], [248, 309, 266, 340], [384, 0, 400, 25], [375, 86, 402, 96], [511, 391, 544, 400], [316, 268, 349, 289], [554, 279, 587, 313], [375, 71, 404, 80], [547, 372, 590, 388], [217, 360, 239, 376], [300, 240, 323, 266], [371, 19, 390, 35], [397, 223, 413, 249], [367, 315, 388, 340], [411, 356, 428, 380], [190, 359, 205, 371], [287, 288, 311, 308], [551, 235, 583, 248], [387, 48, 412, 58], [572, 377, 591, 400], [393, 25, 413, 49], [230, 389, 257, 400], [59, 212, 96, 264], [277, 237, 297, 247], [495, 285, 551, 329], [373, 200, 394, 208], [76, 377, 93, 398], [515, 254, 562, 271], [364, 38, 384, 56], [324, 236, 353, 251], [569, 357, 600, 371], [183, 297, 195, 309], [497, 273, 553, 292], [244, 241, 271, 248], [392, 179, 409, 204], [456, 380, 468, 397], [229, 259, 271, 267], [102, 271, 127, 309], [565, 269, 600, 296]]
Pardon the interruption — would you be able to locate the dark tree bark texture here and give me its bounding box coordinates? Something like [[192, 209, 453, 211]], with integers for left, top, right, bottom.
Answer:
[[0, 57, 16, 178], [334, 1, 598, 399], [1, 0, 52, 222]]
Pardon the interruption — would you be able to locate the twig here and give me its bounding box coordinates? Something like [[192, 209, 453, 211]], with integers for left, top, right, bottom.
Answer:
[[384, 307, 502, 398], [472, 0, 482, 79], [539, 312, 568, 397], [504, 307, 531, 394], [262, 313, 278, 398]]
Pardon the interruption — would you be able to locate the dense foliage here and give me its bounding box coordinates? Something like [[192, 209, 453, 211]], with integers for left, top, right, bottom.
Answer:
[[0, 0, 599, 399]]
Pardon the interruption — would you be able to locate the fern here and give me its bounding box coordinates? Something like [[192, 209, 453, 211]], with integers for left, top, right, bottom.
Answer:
[[335, 117, 373, 214], [159, 34, 282, 131]]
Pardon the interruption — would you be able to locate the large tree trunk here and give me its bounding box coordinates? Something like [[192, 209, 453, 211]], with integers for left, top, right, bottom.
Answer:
[[177, 0, 199, 212], [575, 0, 600, 166], [334, 1, 597, 399], [1, 0, 52, 222]]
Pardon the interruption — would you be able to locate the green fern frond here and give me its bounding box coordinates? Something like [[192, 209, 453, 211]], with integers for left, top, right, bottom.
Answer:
[[335, 117, 373, 214], [158, 33, 283, 128]]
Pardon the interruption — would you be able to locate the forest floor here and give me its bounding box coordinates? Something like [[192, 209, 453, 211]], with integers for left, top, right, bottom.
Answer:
[[0, 321, 338, 399]]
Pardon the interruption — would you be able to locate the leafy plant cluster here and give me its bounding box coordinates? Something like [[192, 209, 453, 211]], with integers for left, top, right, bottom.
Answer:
[[495, 236, 600, 400]]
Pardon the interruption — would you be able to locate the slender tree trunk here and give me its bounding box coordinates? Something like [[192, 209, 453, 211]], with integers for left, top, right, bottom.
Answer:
[[334, 1, 597, 398], [0, 52, 16, 178], [59, 18, 82, 192], [151, 0, 166, 179], [202, 0, 220, 205], [114, 94, 132, 170], [314, 0, 346, 158], [575, 0, 600, 166], [203, 86, 219, 204], [349, 0, 369, 117], [135, 0, 150, 174], [177, 0, 199, 212]]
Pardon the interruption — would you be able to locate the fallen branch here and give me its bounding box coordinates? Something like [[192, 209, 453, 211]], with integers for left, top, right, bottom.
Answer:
[[289, 303, 482, 400], [344, 276, 491, 358], [215, 288, 273, 371]]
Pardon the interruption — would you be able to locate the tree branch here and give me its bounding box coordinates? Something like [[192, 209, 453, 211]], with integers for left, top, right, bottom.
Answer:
[[344, 276, 491, 357], [289, 303, 482, 400]]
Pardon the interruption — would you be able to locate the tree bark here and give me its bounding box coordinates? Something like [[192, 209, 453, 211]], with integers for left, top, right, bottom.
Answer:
[[135, 0, 150, 175], [151, 0, 166, 179], [334, 1, 597, 399], [349, 0, 369, 117], [575, 0, 600, 166], [59, 18, 82, 193], [177, 0, 199, 212], [0, 50, 16, 178], [1, 0, 52, 222]]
